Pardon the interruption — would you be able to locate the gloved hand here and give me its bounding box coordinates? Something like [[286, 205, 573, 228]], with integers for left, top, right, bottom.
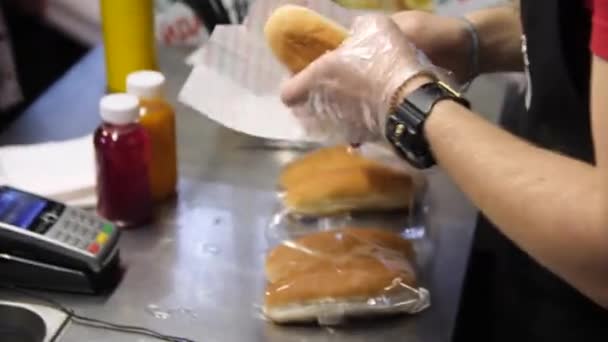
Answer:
[[281, 15, 442, 144]]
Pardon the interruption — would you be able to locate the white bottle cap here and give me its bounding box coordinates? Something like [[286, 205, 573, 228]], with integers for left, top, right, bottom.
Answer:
[[126, 70, 166, 99], [99, 93, 139, 125]]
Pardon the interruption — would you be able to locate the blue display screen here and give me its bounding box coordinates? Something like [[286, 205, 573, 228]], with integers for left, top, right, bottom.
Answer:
[[0, 189, 48, 229]]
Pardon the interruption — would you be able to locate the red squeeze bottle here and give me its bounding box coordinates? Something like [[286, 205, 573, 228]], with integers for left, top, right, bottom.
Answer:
[[94, 94, 153, 228]]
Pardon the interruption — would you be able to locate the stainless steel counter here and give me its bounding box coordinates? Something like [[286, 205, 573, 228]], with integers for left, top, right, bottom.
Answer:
[[0, 46, 480, 342]]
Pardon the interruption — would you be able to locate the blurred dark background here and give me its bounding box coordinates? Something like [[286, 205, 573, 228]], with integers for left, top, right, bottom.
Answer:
[[1, 2, 88, 126], [7, 8, 86, 103]]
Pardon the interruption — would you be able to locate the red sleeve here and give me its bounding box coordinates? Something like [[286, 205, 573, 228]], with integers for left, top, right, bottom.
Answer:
[[591, 0, 608, 59]]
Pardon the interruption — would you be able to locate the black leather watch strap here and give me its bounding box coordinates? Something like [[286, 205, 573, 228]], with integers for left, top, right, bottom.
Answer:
[[386, 81, 470, 169]]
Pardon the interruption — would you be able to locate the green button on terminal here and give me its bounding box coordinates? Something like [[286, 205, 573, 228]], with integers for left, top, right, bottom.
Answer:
[[102, 223, 114, 234]]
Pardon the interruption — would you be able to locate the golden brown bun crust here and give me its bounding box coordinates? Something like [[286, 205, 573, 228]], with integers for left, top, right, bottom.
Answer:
[[264, 228, 416, 308], [264, 5, 348, 74], [283, 161, 413, 215], [279, 145, 370, 189]]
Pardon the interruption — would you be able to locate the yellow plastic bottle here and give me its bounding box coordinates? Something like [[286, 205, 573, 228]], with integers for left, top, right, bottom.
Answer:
[[335, 0, 433, 11], [127, 71, 177, 201], [101, 0, 157, 92], [334, 0, 396, 10], [399, 0, 434, 11]]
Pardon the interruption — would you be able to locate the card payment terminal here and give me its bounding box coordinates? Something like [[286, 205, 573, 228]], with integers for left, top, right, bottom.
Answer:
[[0, 186, 121, 293]]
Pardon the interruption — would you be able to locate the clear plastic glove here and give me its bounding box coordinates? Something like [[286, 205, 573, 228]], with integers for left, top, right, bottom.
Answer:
[[281, 14, 440, 144]]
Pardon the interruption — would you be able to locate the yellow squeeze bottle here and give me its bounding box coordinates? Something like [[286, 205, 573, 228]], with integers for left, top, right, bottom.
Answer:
[[127, 71, 177, 201], [101, 0, 157, 92], [335, 0, 433, 10]]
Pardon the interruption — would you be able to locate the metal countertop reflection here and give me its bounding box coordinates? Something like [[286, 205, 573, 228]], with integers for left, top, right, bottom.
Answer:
[[0, 46, 478, 342]]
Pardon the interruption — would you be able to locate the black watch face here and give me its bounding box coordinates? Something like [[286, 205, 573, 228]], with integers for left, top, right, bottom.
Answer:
[[384, 81, 466, 169], [385, 115, 435, 169]]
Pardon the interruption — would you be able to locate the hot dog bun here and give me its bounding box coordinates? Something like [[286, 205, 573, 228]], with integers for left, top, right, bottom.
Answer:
[[279, 145, 370, 189], [279, 146, 413, 216], [283, 163, 413, 216], [264, 228, 420, 323], [264, 5, 348, 74]]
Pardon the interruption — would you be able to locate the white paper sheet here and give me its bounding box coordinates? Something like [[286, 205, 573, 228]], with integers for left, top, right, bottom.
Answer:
[[180, 63, 309, 140], [179, 0, 359, 142], [0, 135, 96, 207]]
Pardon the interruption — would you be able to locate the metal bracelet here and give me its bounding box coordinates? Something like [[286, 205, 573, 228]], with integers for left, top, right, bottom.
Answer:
[[459, 17, 480, 91]]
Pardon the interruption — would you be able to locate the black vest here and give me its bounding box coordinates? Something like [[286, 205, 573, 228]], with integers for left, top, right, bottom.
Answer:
[[454, 1, 608, 340]]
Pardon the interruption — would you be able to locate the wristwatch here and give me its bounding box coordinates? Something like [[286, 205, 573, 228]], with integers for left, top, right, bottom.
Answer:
[[385, 80, 470, 169]]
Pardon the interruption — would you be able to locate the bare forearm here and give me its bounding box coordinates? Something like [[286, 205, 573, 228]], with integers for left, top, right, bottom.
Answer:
[[423, 99, 607, 306], [466, 6, 524, 73], [391, 6, 523, 82], [592, 57, 608, 226]]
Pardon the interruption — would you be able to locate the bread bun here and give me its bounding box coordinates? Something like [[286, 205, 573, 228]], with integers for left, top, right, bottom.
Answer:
[[283, 161, 413, 216], [265, 227, 415, 283], [279, 145, 370, 189], [264, 5, 348, 74], [264, 228, 419, 323]]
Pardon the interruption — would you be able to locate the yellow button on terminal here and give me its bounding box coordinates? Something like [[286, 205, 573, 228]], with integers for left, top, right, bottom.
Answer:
[[96, 232, 109, 245]]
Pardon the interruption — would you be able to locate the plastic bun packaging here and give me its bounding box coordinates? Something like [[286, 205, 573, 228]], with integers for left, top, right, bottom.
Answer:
[[264, 227, 430, 325]]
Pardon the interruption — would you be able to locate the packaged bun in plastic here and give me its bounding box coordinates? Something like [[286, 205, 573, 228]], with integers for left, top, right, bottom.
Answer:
[[278, 145, 366, 189], [283, 161, 414, 216], [263, 227, 430, 324], [278, 144, 422, 217], [268, 143, 429, 249]]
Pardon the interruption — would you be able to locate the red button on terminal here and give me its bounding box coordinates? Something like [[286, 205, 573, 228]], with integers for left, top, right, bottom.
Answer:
[[87, 242, 100, 254]]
